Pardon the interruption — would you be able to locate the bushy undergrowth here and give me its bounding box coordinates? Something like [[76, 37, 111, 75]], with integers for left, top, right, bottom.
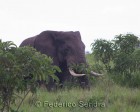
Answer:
[[10, 46, 140, 112], [1, 34, 140, 112], [90, 34, 140, 88], [0, 40, 60, 112], [13, 75, 140, 112]]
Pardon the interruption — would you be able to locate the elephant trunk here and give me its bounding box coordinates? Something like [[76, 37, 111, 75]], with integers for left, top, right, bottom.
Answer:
[[67, 51, 104, 77]]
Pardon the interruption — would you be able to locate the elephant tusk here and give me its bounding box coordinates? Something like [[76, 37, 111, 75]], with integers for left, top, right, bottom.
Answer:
[[90, 71, 103, 77], [69, 68, 86, 77]]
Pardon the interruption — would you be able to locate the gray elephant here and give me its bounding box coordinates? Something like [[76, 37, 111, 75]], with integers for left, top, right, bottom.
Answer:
[[20, 30, 102, 90]]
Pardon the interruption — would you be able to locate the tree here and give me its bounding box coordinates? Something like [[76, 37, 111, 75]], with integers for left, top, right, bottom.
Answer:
[[91, 34, 140, 87], [0, 40, 60, 112], [113, 34, 139, 54], [91, 39, 114, 71], [113, 34, 139, 72]]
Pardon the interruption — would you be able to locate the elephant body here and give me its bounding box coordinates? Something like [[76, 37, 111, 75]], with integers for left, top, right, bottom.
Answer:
[[20, 30, 89, 90]]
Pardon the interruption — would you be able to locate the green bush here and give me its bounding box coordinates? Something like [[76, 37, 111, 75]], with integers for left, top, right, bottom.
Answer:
[[0, 40, 60, 112], [91, 39, 114, 72], [91, 34, 140, 87]]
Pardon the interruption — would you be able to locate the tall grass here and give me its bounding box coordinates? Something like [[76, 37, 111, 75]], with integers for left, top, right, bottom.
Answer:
[[13, 74, 140, 112]]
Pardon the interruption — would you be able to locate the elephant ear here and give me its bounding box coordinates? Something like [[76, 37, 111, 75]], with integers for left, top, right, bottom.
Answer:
[[34, 31, 59, 65]]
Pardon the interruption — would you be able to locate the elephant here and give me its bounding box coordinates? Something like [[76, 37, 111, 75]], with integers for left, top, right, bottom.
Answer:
[[20, 30, 102, 90]]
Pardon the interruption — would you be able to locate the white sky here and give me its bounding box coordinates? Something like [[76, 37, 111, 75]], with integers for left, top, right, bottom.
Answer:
[[0, 0, 140, 51]]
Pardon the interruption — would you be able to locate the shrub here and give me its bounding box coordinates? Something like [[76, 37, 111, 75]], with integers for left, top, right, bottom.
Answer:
[[91, 34, 140, 87], [0, 40, 60, 112]]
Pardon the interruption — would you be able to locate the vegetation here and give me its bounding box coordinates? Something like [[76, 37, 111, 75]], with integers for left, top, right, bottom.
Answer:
[[91, 34, 140, 87], [0, 33, 140, 112], [0, 40, 60, 112], [9, 76, 140, 112]]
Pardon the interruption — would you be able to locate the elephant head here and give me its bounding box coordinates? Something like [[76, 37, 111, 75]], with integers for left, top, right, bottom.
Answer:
[[35, 31, 88, 84], [21, 31, 86, 69]]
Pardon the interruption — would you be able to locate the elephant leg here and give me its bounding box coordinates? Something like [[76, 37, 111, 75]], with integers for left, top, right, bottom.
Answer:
[[47, 72, 66, 91], [78, 76, 90, 90], [47, 76, 58, 91], [56, 73, 66, 88]]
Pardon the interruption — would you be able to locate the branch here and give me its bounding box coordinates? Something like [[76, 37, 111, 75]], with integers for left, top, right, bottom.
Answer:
[[16, 89, 31, 112]]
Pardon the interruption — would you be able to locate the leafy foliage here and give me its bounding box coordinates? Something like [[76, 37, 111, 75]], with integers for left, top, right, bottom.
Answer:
[[91, 34, 140, 87], [70, 63, 89, 74], [0, 40, 60, 112], [91, 39, 114, 71], [114, 34, 139, 54]]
